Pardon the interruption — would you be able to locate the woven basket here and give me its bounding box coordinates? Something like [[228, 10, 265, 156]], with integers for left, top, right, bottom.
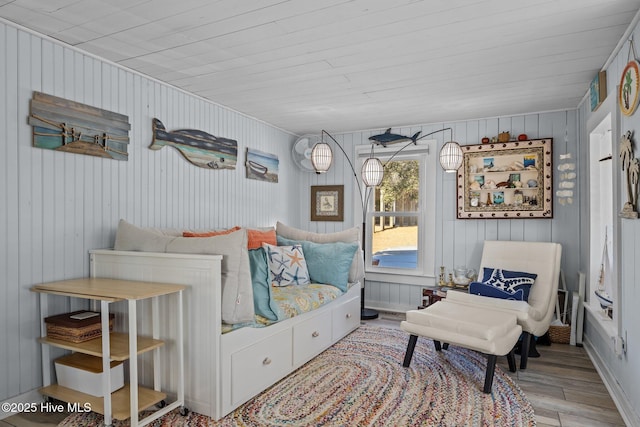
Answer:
[[45, 311, 115, 343], [548, 324, 571, 344], [46, 321, 113, 343]]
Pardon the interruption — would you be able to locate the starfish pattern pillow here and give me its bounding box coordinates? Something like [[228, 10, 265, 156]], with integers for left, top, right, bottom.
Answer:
[[262, 243, 311, 287], [469, 267, 537, 301]]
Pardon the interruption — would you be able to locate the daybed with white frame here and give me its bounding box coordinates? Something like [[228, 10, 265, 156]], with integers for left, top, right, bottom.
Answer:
[[88, 220, 363, 420]]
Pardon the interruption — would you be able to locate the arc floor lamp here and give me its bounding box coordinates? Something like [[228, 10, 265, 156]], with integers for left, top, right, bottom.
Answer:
[[311, 128, 463, 319]]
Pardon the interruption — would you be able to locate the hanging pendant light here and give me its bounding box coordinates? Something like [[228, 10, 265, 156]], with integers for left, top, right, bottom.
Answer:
[[311, 141, 333, 174], [439, 140, 463, 173], [361, 157, 384, 187]]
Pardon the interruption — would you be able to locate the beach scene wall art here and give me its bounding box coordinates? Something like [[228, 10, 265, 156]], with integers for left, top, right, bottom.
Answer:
[[29, 91, 130, 160], [150, 118, 237, 169], [246, 148, 279, 183]]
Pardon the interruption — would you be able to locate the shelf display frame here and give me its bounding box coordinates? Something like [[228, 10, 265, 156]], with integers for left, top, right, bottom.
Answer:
[[456, 139, 553, 219]]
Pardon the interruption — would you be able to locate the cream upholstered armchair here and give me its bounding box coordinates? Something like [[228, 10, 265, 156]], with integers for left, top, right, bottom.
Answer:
[[445, 240, 562, 369]]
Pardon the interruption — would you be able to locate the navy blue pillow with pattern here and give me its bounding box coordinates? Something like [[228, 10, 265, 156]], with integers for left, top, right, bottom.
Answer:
[[468, 267, 537, 302]]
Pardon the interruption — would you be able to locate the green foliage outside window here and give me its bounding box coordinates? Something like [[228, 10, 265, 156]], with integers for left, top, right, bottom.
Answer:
[[380, 160, 419, 211]]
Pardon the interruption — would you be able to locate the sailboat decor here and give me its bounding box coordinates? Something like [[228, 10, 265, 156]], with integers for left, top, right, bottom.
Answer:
[[594, 229, 613, 312]]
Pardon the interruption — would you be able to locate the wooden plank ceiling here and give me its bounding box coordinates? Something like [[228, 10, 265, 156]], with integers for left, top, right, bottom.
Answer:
[[1, 0, 639, 134]]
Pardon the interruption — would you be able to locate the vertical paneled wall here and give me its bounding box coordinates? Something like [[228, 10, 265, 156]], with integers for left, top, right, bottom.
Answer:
[[297, 112, 580, 311], [578, 18, 640, 423], [0, 22, 297, 402]]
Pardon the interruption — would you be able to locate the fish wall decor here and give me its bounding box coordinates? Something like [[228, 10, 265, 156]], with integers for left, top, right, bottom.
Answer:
[[29, 91, 130, 160], [368, 128, 422, 147], [150, 118, 238, 169]]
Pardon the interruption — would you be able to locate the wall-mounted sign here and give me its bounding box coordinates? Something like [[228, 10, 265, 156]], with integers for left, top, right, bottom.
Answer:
[[29, 91, 130, 160], [150, 118, 237, 169], [619, 60, 640, 116], [590, 70, 607, 112]]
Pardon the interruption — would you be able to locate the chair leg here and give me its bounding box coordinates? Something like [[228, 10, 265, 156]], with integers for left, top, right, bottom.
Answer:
[[403, 335, 418, 367], [507, 349, 516, 373], [520, 332, 531, 370], [442, 343, 449, 350], [484, 354, 498, 393], [433, 340, 442, 351]]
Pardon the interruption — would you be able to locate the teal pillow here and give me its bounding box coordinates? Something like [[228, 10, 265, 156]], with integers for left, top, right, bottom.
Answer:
[[248, 248, 278, 321], [277, 236, 358, 292]]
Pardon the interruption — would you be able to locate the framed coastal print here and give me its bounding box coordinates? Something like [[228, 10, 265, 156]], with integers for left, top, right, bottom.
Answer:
[[619, 60, 640, 116], [456, 139, 553, 219], [311, 185, 344, 221]]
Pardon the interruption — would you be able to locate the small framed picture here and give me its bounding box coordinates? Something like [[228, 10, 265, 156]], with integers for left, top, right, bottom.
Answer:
[[483, 158, 495, 170], [492, 191, 505, 205], [311, 185, 344, 221]]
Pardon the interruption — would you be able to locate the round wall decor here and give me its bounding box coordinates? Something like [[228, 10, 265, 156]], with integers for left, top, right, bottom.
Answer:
[[619, 60, 640, 116]]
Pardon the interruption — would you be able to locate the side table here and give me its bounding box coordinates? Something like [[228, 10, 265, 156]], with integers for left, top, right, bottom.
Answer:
[[419, 286, 468, 309], [32, 278, 187, 427]]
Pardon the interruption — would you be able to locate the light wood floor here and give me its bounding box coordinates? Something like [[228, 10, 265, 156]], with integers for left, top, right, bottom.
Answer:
[[1, 312, 627, 427], [367, 311, 627, 427]]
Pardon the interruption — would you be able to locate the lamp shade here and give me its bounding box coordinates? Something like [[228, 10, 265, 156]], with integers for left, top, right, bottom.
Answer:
[[361, 157, 384, 187], [311, 142, 333, 173], [439, 141, 463, 173]]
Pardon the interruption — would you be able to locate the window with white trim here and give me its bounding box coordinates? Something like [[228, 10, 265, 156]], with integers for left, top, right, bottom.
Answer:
[[356, 140, 436, 284]]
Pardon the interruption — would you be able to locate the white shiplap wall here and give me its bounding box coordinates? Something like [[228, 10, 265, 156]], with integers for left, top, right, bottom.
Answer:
[[578, 18, 640, 425], [0, 22, 297, 402], [297, 112, 580, 312]]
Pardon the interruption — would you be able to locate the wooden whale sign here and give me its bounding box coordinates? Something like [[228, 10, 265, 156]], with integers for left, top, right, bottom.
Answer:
[[150, 118, 237, 170]]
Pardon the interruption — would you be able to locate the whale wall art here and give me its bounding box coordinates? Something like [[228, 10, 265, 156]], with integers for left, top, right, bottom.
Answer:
[[29, 91, 130, 160], [150, 118, 238, 169]]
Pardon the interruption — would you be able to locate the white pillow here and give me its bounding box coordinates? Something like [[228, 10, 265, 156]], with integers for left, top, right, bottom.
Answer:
[[275, 222, 365, 283], [114, 219, 175, 252], [166, 230, 254, 324], [113, 219, 254, 324]]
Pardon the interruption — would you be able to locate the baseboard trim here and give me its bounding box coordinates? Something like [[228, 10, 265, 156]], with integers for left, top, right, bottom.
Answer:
[[583, 335, 639, 427], [0, 389, 43, 420], [366, 303, 413, 314]]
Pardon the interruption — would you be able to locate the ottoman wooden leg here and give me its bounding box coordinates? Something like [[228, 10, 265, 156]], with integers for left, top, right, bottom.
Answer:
[[520, 332, 531, 369], [484, 354, 498, 393], [403, 334, 418, 367], [442, 343, 449, 350], [433, 340, 442, 351], [507, 349, 516, 373]]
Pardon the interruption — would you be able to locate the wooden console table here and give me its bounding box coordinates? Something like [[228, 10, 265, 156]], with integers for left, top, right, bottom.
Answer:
[[32, 278, 187, 427]]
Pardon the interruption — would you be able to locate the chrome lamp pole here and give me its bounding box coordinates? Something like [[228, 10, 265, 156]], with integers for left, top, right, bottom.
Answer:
[[311, 128, 462, 320]]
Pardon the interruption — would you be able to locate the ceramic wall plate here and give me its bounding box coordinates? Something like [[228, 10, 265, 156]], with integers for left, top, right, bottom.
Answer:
[[619, 60, 640, 116]]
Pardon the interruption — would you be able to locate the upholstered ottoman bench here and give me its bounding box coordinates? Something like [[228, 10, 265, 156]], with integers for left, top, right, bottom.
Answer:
[[401, 300, 522, 393]]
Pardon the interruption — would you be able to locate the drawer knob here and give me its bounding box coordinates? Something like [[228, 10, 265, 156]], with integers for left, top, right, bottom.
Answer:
[[312, 331, 319, 338], [263, 357, 271, 365], [346, 313, 352, 319]]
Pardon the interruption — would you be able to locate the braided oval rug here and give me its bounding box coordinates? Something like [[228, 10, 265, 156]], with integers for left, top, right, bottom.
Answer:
[[60, 325, 535, 427]]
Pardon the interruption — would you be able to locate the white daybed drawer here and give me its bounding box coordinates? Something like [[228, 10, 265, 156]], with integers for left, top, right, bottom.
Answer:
[[332, 295, 360, 340], [230, 329, 292, 405], [293, 310, 332, 366]]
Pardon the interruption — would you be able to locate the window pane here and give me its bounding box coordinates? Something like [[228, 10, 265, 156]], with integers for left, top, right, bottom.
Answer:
[[376, 160, 419, 212], [370, 216, 418, 269]]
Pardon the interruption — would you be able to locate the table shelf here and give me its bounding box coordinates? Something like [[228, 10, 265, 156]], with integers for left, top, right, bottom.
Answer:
[[38, 333, 164, 361], [40, 384, 166, 421]]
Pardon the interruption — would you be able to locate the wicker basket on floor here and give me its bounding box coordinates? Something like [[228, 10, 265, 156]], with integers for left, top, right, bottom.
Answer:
[[548, 324, 571, 344]]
